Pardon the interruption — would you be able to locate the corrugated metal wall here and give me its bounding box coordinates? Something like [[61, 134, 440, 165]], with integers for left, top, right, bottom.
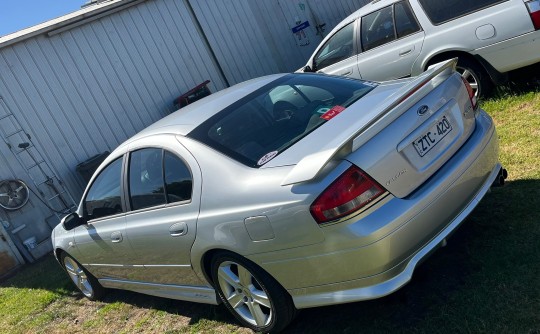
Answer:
[[0, 0, 368, 259], [190, 0, 368, 84]]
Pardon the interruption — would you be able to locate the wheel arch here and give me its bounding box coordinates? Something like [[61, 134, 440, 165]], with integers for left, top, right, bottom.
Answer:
[[200, 248, 290, 294], [424, 50, 505, 84], [54, 248, 66, 263]]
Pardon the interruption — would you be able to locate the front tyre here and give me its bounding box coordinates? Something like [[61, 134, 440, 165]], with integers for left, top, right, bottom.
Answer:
[[61, 253, 105, 301], [211, 252, 296, 333]]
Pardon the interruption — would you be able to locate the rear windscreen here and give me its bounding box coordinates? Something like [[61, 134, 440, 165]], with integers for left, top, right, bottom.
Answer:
[[188, 74, 376, 167]]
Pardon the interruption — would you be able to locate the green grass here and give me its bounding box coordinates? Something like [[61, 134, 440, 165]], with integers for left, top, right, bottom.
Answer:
[[1, 85, 539, 334]]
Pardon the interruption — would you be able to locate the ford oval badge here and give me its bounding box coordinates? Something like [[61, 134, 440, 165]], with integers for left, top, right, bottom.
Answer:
[[417, 105, 429, 116]]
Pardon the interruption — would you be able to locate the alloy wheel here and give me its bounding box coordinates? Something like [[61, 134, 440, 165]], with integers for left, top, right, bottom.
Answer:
[[456, 66, 480, 97], [64, 256, 94, 298], [217, 261, 273, 327]]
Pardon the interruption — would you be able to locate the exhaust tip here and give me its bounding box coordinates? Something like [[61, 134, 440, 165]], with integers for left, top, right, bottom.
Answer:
[[492, 167, 508, 187]]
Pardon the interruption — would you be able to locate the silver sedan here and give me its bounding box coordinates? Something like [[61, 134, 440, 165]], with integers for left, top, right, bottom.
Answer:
[[52, 59, 504, 333]]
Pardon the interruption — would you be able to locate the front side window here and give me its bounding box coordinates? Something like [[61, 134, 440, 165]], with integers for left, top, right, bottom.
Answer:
[[314, 22, 355, 70], [188, 74, 376, 167], [129, 148, 166, 211], [418, 0, 507, 25], [84, 157, 123, 220]]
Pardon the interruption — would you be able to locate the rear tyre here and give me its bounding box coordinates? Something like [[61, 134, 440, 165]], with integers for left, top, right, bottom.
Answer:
[[211, 252, 297, 333], [455, 57, 493, 98], [61, 253, 105, 301]]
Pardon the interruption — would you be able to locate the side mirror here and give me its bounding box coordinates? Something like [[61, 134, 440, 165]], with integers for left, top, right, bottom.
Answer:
[[304, 65, 314, 73], [62, 212, 85, 231]]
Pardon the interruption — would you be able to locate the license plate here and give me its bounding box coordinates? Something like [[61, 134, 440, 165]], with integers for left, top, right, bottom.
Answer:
[[413, 116, 453, 157]]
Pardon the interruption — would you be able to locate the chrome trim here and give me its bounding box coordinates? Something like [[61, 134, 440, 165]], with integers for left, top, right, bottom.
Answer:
[[143, 264, 192, 268], [99, 278, 219, 305], [292, 162, 502, 309]]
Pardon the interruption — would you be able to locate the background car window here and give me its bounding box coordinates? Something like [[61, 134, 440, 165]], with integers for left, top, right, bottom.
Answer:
[[362, 6, 395, 51], [129, 148, 166, 211], [418, 0, 508, 25], [164, 151, 192, 203], [84, 157, 123, 220], [314, 22, 354, 70], [395, 1, 420, 38]]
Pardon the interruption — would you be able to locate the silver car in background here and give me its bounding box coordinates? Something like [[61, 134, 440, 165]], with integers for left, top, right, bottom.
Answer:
[[52, 59, 504, 333], [302, 0, 540, 97]]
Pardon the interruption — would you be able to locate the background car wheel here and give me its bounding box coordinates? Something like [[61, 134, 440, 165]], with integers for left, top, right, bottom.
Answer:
[[211, 252, 297, 333], [61, 253, 105, 301], [455, 57, 493, 98]]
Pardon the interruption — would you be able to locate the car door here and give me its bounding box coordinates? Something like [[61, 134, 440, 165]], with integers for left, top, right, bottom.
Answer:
[[356, 1, 425, 80], [123, 135, 203, 286], [72, 156, 134, 280], [311, 21, 361, 78]]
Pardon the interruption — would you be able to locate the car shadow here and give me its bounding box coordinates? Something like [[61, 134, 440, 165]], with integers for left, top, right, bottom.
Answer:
[[283, 178, 540, 333], [491, 62, 540, 97]]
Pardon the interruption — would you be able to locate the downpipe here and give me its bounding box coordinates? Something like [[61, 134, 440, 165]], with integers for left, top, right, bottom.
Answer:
[[491, 167, 508, 187]]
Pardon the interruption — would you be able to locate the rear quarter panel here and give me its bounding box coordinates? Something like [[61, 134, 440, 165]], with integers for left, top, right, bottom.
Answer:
[[410, 0, 534, 73]]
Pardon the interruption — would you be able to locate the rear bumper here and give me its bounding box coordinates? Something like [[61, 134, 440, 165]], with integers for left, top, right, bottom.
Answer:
[[248, 109, 499, 309], [474, 29, 540, 73]]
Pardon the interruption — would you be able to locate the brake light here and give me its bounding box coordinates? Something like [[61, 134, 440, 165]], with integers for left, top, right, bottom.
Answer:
[[526, 0, 540, 30], [310, 166, 385, 224], [461, 76, 477, 110]]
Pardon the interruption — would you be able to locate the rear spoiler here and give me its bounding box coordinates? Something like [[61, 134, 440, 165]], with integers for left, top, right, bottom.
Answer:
[[281, 58, 457, 186]]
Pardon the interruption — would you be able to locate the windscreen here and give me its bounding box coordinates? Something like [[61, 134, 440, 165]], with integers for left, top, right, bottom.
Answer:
[[188, 74, 376, 167]]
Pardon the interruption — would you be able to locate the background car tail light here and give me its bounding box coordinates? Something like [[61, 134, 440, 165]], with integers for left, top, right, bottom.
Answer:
[[526, 0, 540, 30], [461, 76, 477, 110], [310, 166, 385, 224]]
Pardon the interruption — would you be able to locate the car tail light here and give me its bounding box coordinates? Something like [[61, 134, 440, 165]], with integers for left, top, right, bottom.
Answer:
[[461, 76, 477, 110], [526, 0, 540, 30], [310, 166, 385, 224]]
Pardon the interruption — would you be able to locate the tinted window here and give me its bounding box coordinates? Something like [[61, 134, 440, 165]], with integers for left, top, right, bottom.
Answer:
[[314, 22, 355, 70], [85, 158, 123, 220], [164, 151, 192, 203], [418, 0, 507, 24], [129, 148, 166, 211], [188, 74, 376, 167], [395, 1, 420, 38], [362, 6, 395, 51]]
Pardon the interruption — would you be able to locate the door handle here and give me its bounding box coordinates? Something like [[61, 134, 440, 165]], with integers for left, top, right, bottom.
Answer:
[[399, 48, 413, 56], [111, 231, 123, 243], [169, 222, 188, 237], [338, 71, 352, 76]]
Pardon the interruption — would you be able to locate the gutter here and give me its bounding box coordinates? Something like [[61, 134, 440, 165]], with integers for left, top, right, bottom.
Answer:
[[0, 0, 145, 49]]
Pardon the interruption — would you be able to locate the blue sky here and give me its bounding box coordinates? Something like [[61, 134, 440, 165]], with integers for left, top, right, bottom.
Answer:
[[0, 0, 87, 37]]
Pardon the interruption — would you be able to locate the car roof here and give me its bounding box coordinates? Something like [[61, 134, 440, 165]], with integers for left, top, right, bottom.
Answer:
[[121, 74, 286, 146]]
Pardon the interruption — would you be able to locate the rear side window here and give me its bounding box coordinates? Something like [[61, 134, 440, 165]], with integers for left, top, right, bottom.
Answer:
[[129, 148, 166, 211], [128, 148, 193, 211], [418, 0, 508, 25], [362, 6, 395, 51], [188, 74, 376, 167], [395, 2, 420, 38], [164, 151, 192, 203], [361, 1, 420, 51]]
